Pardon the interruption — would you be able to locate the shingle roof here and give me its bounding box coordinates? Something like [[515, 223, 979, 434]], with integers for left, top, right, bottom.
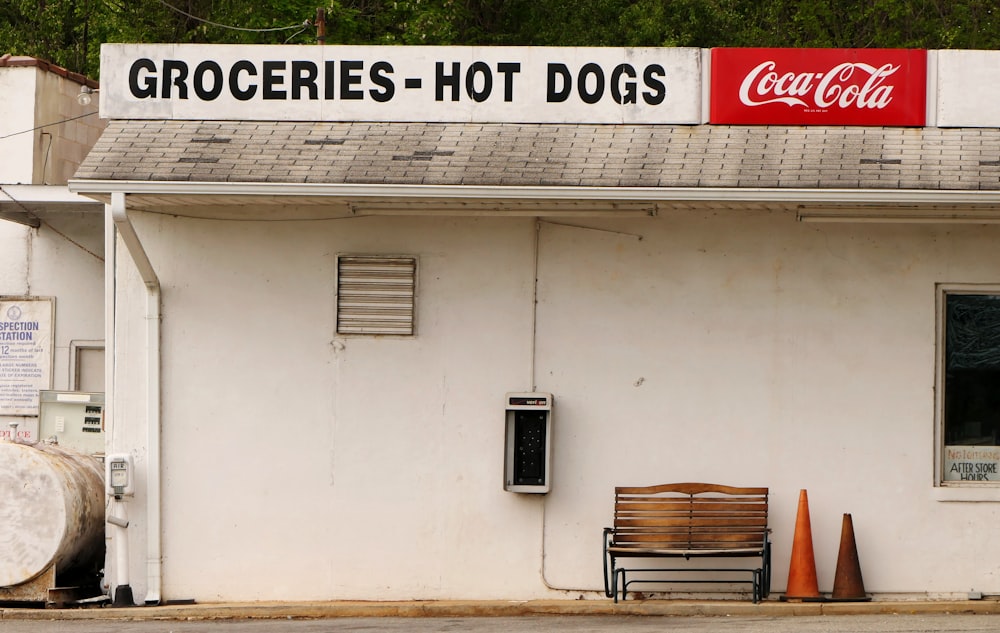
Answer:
[[74, 120, 1000, 191]]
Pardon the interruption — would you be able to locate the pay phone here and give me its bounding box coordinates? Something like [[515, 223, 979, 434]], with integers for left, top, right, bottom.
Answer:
[[504, 392, 553, 493]]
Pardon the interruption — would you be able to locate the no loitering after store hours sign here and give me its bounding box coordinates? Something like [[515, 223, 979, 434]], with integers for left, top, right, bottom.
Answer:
[[944, 446, 1000, 482]]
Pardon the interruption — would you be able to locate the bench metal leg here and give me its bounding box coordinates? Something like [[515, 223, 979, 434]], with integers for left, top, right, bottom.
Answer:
[[613, 568, 626, 603], [603, 529, 615, 598], [763, 541, 772, 598], [604, 557, 615, 598]]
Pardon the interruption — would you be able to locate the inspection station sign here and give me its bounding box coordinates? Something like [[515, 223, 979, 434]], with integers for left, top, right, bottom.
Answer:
[[0, 298, 53, 419], [710, 48, 927, 126], [100, 44, 702, 124]]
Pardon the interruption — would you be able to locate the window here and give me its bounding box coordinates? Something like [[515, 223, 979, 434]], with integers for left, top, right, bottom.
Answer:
[[336, 256, 416, 335], [70, 340, 105, 392], [940, 289, 1000, 483]]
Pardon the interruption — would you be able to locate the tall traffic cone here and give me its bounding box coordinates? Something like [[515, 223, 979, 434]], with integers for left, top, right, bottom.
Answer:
[[781, 489, 824, 601], [830, 513, 871, 601]]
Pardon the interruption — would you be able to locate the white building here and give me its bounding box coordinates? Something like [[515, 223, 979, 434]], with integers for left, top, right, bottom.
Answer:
[[0, 55, 105, 441], [69, 45, 1000, 604]]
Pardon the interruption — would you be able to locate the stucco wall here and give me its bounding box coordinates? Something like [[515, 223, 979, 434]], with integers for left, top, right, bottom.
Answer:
[[112, 208, 1000, 602], [0, 64, 105, 186], [0, 67, 37, 184], [29, 212, 105, 389], [0, 61, 105, 440], [0, 213, 105, 439], [33, 69, 105, 185]]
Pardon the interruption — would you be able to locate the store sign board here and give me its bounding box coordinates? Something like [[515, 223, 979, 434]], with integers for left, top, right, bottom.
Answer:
[[100, 44, 703, 124], [710, 48, 927, 125], [937, 50, 1000, 127], [0, 298, 53, 419]]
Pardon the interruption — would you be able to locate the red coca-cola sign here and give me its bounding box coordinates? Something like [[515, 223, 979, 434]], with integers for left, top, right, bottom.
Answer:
[[710, 48, 926, 125]]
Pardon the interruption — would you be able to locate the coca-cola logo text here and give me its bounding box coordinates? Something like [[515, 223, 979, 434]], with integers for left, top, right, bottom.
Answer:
[[738, 61, 899, 110]]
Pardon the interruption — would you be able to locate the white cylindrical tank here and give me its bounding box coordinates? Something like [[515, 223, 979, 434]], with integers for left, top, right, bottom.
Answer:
[[0, 442, 105, 588]]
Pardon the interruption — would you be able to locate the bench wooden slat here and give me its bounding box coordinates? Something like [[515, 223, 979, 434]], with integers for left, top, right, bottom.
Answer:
[[614, 538, 765, 545], [616, 517, 767, 527], [613, 531, 765, 541], [615, 483, 768, 496], [612, 545, 766, 553], [614, 533, 766, 540], [619, 494, 767, 498], [615, 501, 768, 513], [614, 526, 766, 533]]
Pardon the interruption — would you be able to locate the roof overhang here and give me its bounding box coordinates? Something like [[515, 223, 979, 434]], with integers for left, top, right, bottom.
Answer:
[[0, 185, 104, 227], [68, 180, 1000, 223]]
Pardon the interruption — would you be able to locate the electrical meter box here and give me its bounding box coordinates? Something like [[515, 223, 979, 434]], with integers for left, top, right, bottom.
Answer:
[[504, 392, 553, 493], [37, 390, 105, 455]]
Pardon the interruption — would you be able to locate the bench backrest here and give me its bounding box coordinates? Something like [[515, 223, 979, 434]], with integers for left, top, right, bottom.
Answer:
[[612, 483, 769, 552]]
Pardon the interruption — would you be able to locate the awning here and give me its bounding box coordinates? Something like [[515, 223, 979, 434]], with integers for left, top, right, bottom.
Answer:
[[0, 185, 103, 227], [69, 121, 1000, 223]]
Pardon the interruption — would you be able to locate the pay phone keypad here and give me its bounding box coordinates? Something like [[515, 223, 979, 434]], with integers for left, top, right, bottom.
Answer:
[[513, 411, 547, 485]]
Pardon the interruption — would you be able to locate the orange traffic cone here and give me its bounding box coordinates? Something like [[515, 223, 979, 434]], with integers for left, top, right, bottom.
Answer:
[[781, 489, 824, 601], [830, 513, 871, 601]]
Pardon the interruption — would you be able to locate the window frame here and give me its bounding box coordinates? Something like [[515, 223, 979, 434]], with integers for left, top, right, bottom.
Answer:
[[69, 339, 105, 392], [935, 283, 1000, 492]]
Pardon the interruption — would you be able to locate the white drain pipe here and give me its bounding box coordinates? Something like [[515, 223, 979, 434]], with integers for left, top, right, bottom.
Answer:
[[109, 192, 162, 605]]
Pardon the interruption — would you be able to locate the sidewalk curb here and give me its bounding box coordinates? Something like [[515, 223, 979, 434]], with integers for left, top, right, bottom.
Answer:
[[3, 600, 1000, 621]]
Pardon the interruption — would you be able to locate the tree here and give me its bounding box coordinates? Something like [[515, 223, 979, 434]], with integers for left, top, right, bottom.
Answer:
[[4, 0, 1000, 79]]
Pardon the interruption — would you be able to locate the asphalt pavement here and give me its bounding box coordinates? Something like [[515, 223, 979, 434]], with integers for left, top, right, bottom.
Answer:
[[3, 614, 1000, 633]]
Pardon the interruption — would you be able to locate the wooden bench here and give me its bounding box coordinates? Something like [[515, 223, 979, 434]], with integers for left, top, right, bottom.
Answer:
[[603, 483, 771, 602]]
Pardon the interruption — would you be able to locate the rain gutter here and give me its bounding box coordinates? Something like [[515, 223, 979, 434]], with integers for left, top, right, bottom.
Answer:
[[69, 180, 1000, 206]]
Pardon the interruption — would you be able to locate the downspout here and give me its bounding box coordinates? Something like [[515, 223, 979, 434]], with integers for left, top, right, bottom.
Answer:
[[103, 201, 115, 597], [109, 192, 162, 605]]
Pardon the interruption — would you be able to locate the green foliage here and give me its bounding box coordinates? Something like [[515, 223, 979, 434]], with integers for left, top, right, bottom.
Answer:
[[4, 0, 1000, 79], [618, 0, 746, 47], [1, 0, 97, 74]]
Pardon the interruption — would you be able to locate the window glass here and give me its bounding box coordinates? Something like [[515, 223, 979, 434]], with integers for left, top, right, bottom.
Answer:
[[75, 347, 105, 393], [943, 293, 1000, 482]]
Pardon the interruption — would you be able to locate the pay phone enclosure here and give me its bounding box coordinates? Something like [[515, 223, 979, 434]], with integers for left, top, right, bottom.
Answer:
[[504, 392, 553, 494]]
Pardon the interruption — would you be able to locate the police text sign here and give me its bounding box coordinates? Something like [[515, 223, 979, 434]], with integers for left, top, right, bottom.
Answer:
[[100, 44, 702, 124]]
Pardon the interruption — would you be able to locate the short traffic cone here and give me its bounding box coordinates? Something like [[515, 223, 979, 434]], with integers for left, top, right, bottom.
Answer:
[[781, 489, 824, 601], [830, 513, 871, 601]]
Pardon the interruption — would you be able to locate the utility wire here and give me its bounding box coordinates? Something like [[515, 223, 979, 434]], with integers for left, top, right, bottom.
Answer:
[[284, 23, 312, 43], [39, 219, 106, 263], [0, 112, 98, 141], [0, 186, 104, 263], [0, 186, 40, 227], [153, 0, 310, 32]]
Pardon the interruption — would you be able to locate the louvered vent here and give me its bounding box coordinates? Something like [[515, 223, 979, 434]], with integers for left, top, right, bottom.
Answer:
[[337, 256, 416, 335]]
